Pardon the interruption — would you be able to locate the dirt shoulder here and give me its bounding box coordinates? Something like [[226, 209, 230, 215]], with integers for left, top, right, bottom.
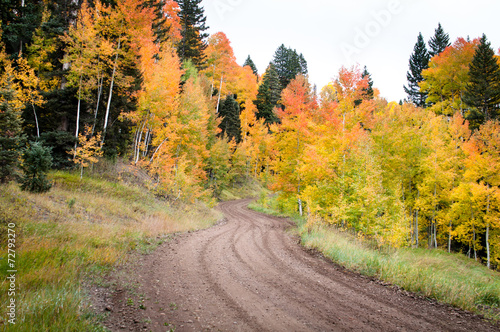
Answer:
[[100, 199, 499, 331]]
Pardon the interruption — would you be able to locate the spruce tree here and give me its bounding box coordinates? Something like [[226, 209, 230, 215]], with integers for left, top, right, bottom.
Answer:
[[362, 66, 374, 99], [299, 53, 308, 75], [272, 45, 307, 90], [0, 72, 25, 183], [355, 66, 374, 106], [20, 141, 52, 193], [0, 0, 44, 56], [254, 63, 281, 125], [142, 0, 171, 46], [464, 34, 500, 126], [177, 0, 209, 69], [404, 33, 430, 108], [428, 23, 450, 57], [243, 55, 258, 77], [218, 94, 241, 143]]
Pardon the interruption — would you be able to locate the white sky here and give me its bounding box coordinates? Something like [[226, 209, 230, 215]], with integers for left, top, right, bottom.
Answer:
[[201, 0, 500, 102]]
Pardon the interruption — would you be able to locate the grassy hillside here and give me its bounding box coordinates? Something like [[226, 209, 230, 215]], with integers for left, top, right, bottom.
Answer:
[[250, 196, 500, 323], [0, 164, 222, 331]]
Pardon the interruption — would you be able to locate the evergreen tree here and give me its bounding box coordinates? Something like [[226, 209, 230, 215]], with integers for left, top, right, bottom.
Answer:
[[272, 44, 307, 90], [218, 94, 241, 143], [404, 33, 430, 108], [143, 0, 171, 46], [362, 66, 374, 99], [0, 70, 25, 183], [428, 23, 451, 57], [177, 0, 209, 69], [464, 34, 500, 126], [0, 0, 45, 56], [254, 62, 281, 125], [355, 66, 374, 106], [243, 55, 258, 77], [299, 53, 308, 75], [20, 141, 52, 193], [39, 131, 77, 169]]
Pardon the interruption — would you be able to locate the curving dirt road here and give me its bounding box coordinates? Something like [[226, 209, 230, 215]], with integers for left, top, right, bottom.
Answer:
[[104, 199, 499, 331]]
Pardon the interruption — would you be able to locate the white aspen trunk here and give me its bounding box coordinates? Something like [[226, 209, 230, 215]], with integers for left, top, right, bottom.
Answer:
[[415, 189, 420, 248], [433, 183, 437, 248], [143, 128, 150, 157], [298, 197, 303, 217], [132, 126, 140, 162], [134, 112, 149, 163], [91, 75, 104, 137], [486, 224, 490, 268], [486, 185, 491, 269], [150, 138, 168, 163], [434, 222, 437, 249], [342, 112, 346, 228], [135, 130, 143, 164], [473, 223, 477, 261], [32, 103, 40, 138], [448, 219, 452, 253], [216, 74, 223, 114], [210, 64, 215, 100], [74, 75, 83, 158], [102, 37, 121, 145], [297, 133, 303, 217]]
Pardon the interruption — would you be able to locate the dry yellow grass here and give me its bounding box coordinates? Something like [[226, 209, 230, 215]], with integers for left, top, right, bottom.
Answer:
[[0, 167, 222, 331]]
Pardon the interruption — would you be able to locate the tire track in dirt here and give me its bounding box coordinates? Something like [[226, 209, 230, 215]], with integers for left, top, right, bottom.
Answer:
[[104, 199, 499, 332]]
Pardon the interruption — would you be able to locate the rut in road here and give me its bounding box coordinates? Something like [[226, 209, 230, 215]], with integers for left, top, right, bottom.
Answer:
[[105, 199, 499, 332]]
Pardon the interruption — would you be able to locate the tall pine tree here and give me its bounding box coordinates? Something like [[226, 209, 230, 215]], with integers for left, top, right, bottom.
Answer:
[[428, 23, 450, 57], [177, 0, 208, 69], [355, 66, 374, 106], [362, 66, 374, 99], [0, 64, 25, 182], [464, 34, 500, 126], [142, 0, 171, 46], [272, 44, 307, 90], [218, 94, 241, 143], [0, 0, 45, 56], [254, 62, 281, 125], [243, 55, 258, 77], [404, 33, 430, 107]]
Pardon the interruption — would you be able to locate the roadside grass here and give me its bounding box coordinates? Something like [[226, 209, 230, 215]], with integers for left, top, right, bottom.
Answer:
[[219, 177, 267, 201], [250, 194, 500, 322], [0, 166, 221, 331]]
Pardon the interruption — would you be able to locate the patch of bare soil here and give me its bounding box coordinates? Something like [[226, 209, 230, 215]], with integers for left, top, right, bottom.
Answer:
[[100, 199, 499, 331]]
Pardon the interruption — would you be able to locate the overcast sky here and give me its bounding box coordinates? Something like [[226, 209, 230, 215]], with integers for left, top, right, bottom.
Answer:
[[201, 0, 500, 102]]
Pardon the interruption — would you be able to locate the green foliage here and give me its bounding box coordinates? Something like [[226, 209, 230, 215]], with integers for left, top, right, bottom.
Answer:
[[0, 0, 45, 56], [428, 23, 451, 57], [39, 131, 77, 169], [254, 62, 281, 125], [218, 94, 242, 143], [142, 0, 172, 45], [243, 55, 258, 77], [177, 0, 209, 69], [182, 59, 198, 82], [206, 138, 233, 197], [404, 33, 430, 107], [0, 71, 25, 183], [464, 34, 500, 127], [20, 141, 53, 193], [355, 66, 374, 106], [272, 44, 308, 90]]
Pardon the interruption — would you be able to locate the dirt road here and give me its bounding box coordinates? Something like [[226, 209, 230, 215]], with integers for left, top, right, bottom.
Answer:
[[103, 199, 498, 331]]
